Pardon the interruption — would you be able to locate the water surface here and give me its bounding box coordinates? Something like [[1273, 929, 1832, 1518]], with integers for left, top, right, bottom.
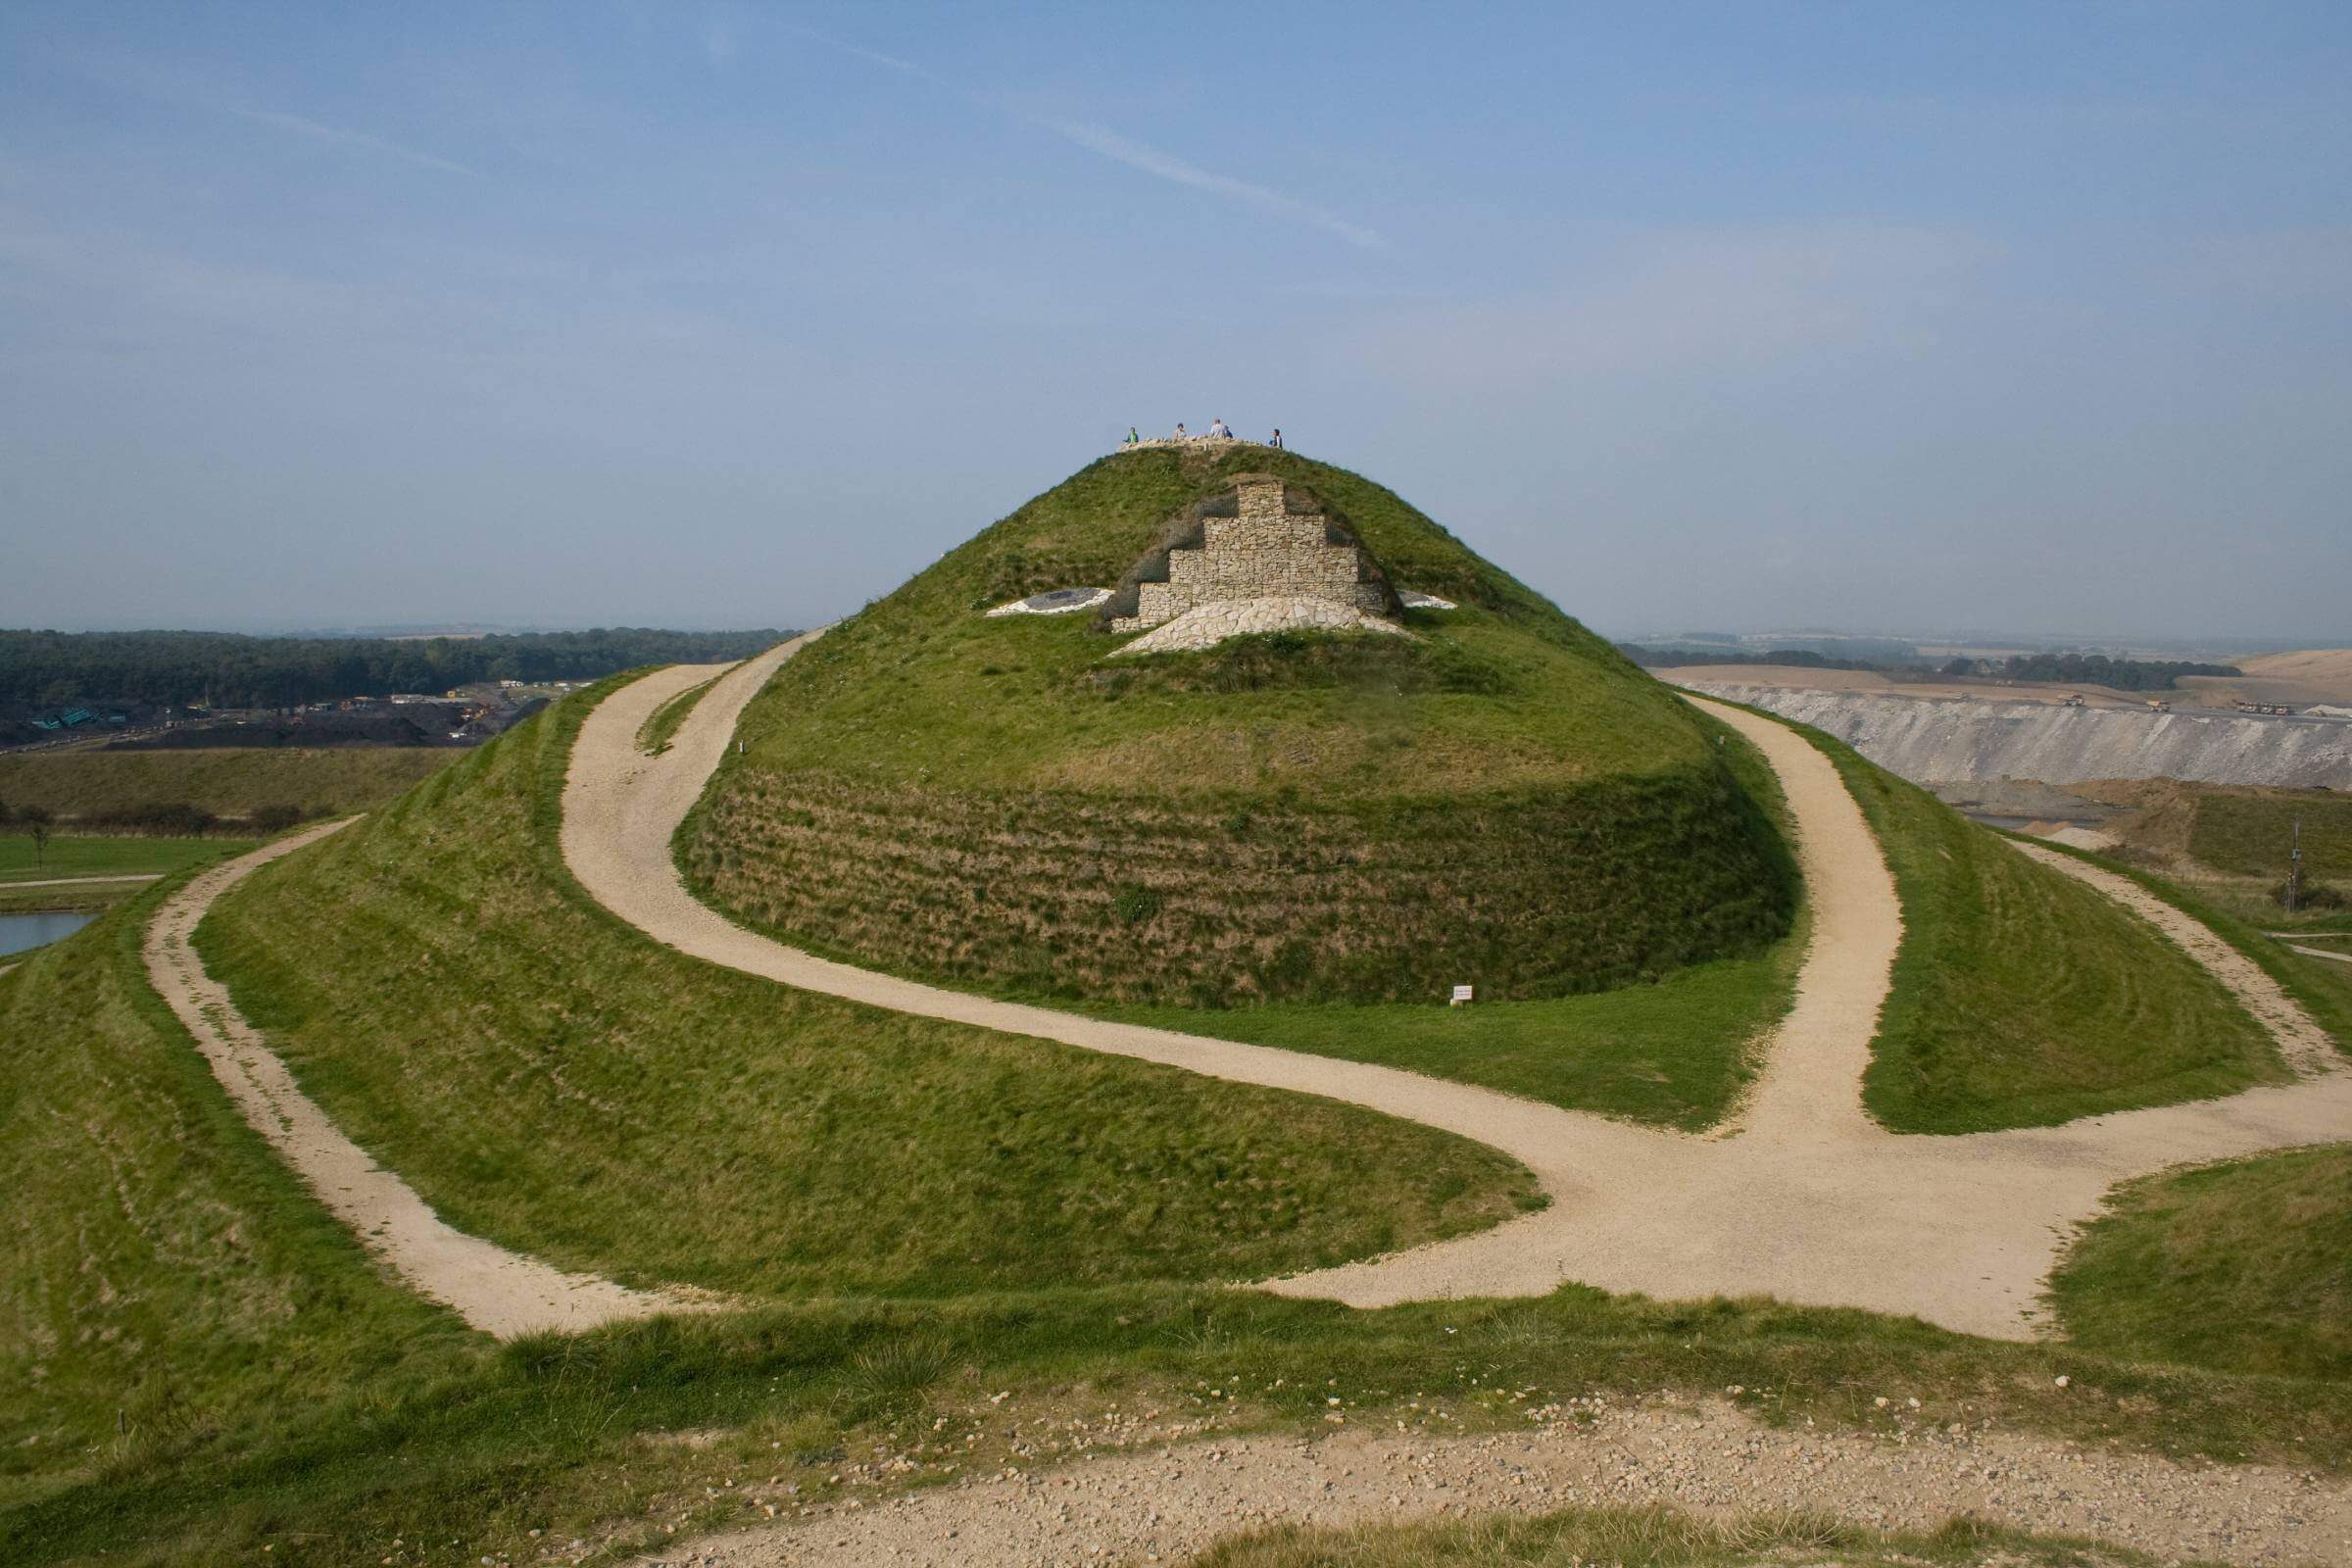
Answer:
[[0, 909, 96, 957]]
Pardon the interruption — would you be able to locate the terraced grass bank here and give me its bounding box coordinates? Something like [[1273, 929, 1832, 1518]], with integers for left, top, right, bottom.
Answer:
[[196, 681, 1535, 1299], [685, 448, 1795, 1005]]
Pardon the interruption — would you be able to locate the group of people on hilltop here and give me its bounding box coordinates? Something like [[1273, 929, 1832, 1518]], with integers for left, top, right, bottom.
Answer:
[[1123, 420, 1283, 449]]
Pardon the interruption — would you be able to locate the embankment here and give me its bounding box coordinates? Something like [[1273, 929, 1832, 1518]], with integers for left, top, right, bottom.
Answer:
[[1686, 684, 2352, 790]]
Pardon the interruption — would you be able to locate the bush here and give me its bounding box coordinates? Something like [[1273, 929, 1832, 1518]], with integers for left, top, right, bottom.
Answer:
[[248, 803, 308, 834], [84, 802, 220, 836], [2278, 880, 2349, 910]]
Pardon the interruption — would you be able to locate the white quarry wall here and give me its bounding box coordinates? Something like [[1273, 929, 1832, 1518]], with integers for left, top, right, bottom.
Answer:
[[1685, 683, 2352, 789]]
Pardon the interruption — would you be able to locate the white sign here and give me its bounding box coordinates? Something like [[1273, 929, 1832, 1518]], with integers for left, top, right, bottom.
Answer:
[[1449, 985, 1475, 1006]]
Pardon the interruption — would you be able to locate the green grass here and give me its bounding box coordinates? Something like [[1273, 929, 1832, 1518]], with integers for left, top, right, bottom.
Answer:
[[1789, 726, 2284, 1133], [15, 816, 2352, 1563], [685, 448, 1796, 1005], [2053, 1146, 2352, 1381], [2184, 786, 2352, 882], [0, 746, 450, 823], [0, 833, 251, 884], [2023, 840, 2352, 1061], [635, 673, 719, 756], [196, 676, 1538, 1301], [1085, 710, 1809, 1129], [1092, 947, 1798, 1130], [1187, 1508, 2163, 1568]]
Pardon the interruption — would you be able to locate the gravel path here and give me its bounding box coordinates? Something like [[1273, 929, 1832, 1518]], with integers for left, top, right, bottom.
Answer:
[[145, 825, 714, 1338], [565, 647, 2352, 1344], [1, 872, 164, 889], [648, 1396, 2352, 1568]]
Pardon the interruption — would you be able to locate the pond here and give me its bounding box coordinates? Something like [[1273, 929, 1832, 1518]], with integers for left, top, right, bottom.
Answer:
[[0, 909, 96, 958]]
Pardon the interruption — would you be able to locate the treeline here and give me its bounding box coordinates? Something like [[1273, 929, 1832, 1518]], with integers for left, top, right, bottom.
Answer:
[[0, 628, 790, 710], [1617, 644, 1889, 673], [1942, 654, 2242, 691], [0, 799, 306, 836]]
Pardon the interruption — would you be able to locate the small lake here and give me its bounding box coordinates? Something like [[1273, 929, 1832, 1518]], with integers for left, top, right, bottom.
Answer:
[[0, 909, 96, 958]]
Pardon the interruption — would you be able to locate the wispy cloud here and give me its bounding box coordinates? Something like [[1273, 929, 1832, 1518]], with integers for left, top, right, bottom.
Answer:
[[788, 27, 1381, 249], [215, 103, 478, 177], [1029, 118, 1382, 250]]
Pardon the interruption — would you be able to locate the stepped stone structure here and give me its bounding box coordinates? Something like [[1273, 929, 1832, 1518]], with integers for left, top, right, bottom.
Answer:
[[1101, 477, 1404, 654]]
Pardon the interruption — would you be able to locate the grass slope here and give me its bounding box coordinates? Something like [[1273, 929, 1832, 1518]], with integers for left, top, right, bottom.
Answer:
[[687, 447, 1794, 1005], [2053, 1146, 2352, 1381], [1087, 710, 1809, 1129], [2183, 785, 2352, 883], [0, 746, 450, 822], [1786, 723, 2283, 1133], [196, 677, 1536, 1299], [12, 894, 2352, 1561]]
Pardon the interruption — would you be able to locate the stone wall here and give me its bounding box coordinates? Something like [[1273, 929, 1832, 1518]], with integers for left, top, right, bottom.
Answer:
[[1109, 480, 1394, 634]]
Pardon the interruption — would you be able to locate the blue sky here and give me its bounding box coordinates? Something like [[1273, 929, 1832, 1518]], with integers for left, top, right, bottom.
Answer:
[[2, 2, 2347, 642]]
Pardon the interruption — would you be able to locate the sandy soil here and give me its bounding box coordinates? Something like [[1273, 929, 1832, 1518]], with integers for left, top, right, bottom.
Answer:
[[144, 824, 714, 1338], [564, 647, 2352, 1345], [651, 1396, 2352, 1568]]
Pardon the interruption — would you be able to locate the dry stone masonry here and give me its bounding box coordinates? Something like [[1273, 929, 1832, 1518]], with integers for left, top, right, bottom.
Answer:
[[1106, 477, 1406, 655]]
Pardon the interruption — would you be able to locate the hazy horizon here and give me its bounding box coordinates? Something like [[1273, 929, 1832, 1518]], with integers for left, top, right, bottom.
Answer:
[[4, 4, 2348, 646]]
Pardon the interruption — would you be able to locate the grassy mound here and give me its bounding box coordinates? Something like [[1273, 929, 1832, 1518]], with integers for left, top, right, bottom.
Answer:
[[1794, 731, 2286, 1132], [0, 746, 449, 824], [685, 446, 1794, 1006], [2053, 1146, 2352, 1380], [195, 678, 1536, 1299]]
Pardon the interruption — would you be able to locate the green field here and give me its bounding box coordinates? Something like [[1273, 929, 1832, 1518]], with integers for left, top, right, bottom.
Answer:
[[0, 834, 254, 912], [1793, 729, 2286, 1133], [2184, 786, 2352, 883], [2052, 1146, 2352, 1382], [0, 834, 247, 883], [0, 747, 450, 824], [1189, 1509, 2154, 1568], [685, 447, 1796, 1006], [196, 678, 1535, 1301], [14, 691, 2352, 1562]]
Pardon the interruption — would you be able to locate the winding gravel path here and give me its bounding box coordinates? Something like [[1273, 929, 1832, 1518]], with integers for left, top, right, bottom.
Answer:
[[566, 642, 2352, 1343], [145, 825, 713, 1338]]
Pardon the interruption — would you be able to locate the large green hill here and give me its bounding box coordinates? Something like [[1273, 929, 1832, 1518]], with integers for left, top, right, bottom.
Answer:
[[683, 445, 1797, 1006]]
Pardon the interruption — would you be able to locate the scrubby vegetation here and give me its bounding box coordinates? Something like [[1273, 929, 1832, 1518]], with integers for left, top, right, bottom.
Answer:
[[1188, 1508, 2142, 1568], [1939, 652, 2242, 690], [1788, 727, 2286, 1133], [2180, 786, 2352, 883], [0, 626, 789, 710], [0, 747, 449, 825], [2052, 1146, 2352, 1381], [685, 447, 1795, 1005], [198, 679, 1535, 1299]]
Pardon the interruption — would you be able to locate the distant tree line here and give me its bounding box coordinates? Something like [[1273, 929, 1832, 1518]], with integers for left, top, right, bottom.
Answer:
[[1941, 653, 2242, 691], [0, 628, 791, 710], [1616, 644, 1889, 673]]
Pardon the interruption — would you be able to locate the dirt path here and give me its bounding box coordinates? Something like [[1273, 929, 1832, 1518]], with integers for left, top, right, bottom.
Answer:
[[652, 1397, 2352, 1568], [564, 648, 2352, 1344], [145, 826, 713, 1338], [1, 872, 164, 889]]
